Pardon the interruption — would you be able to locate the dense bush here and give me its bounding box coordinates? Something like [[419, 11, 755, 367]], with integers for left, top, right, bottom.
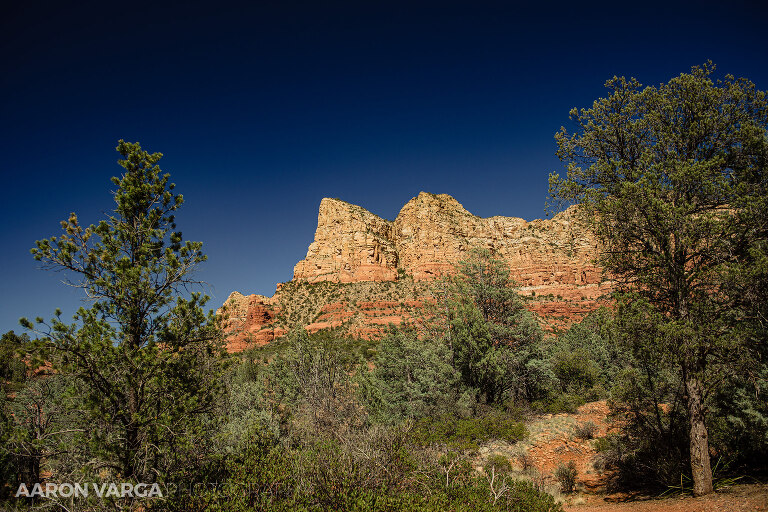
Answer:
[[433, 249, 554, 406], [158, 424, 560, 512], [372, 327, 465, 420], [600, 335, 692, 491], [13, 235, 768, 509], [552, 349, 600, 395], [708, 362, 768, 473], [554, 461, 577, 494], [532, 392, 585, 414], [149, 317, 560, 512], [545, 308, 626, 401], [544, 305, 768, 493], [412, 410, 528, 449], [484, 454, 513, 474]]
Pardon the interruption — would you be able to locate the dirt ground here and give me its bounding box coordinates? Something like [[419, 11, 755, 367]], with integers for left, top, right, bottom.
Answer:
[[521, 400, 614, 491], [562, 483, 768, 511], [478, 400, 768, 512]]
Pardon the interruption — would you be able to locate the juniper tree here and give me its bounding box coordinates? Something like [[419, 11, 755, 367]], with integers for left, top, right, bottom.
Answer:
[[23, 141, 223, 481], [440, 248, 550, 405], [549, 63, 768, 495], [373, 326, 462, 419]]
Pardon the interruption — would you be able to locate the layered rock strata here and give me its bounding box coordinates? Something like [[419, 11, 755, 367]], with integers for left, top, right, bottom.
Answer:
[[294, 192, 604, 295], [292, 197, 399, 283], [218, 292, 287, 352], [222, 193, 610, 350]]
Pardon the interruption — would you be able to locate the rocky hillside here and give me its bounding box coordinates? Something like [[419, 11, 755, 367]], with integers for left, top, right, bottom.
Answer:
[[220, 192, 611, 351]]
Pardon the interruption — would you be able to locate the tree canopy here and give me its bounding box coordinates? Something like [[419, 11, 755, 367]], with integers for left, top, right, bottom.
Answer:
[[549, 62, 768, 495], [439, 248, 549, 405], [22, 141, 223, 482]]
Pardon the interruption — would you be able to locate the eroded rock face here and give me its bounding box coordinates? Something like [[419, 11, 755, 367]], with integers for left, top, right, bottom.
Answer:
[[294, 192, 604, 295], [222, 193, 610, 351], [217, 291, 286, 352], [293, 198, 399, 283]]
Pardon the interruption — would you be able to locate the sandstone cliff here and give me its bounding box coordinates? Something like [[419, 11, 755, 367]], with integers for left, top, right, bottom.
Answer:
[[293, 197, 399, 283], [294, 192, 603, 294], [221, 193, 610, 351]]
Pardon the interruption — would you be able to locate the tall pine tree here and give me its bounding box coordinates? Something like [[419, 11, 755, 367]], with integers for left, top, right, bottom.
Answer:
[[549, 63, 768, 495], [23, 141, 223, 481]]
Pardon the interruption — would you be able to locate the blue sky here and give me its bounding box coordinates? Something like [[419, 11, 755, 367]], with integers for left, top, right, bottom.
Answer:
[[2, 0, 766, 334]]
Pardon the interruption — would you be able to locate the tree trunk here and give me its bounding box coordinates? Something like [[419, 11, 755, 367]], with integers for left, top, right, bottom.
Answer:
[[685, 376, 713, 496], [123, 384, 140, 480]]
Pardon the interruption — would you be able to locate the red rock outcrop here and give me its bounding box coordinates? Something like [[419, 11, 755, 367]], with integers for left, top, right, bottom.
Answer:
[[294, 192, 606, 296], [222, 193, 611, 350], [218, 291, 286, 352], [293, 198, 399, 283]]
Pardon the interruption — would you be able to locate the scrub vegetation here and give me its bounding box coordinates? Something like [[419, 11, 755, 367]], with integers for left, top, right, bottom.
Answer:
[[1, 63, 766, 510]]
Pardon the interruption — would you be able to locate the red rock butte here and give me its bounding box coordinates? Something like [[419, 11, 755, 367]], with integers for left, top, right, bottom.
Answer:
[[220, 192, 611, 351]]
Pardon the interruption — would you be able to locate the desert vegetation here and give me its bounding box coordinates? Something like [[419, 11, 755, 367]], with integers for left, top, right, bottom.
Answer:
[[1, 63, 766, 510]]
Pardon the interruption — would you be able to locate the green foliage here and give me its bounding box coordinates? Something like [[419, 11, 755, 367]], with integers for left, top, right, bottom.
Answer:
[[708, 362, 768, 469], [437, 248, 552, 405], [4, 144, 571, 510], [552, 349, 599, 394], [6, 374, 89, 484], [597, 299, 696, 491], [661, 457, 745, 497], [0, 394, 13, 499], [21, 141, 224, 482], [160, 421, 557, 512], [0, 331, 30, 393], [549, 62, 768, 495], [603, 364, 691, 491], [592, 436, 613, 453], [538, 307, 631, 413], [550, 308, 625, 392], [217, 357, 279, 455], [412, 411, 528, 450], [372, 327, 463, 420], [265, 328, 365, 441], [168, 331, 550, 512], [484, 454, 513, 474], [532, 392, 585, 414], [554, 461, 577, 494]]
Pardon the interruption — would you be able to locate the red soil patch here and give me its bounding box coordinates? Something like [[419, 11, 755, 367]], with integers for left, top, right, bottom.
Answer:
[[518, 401, 767, 512], [523, 401, 613, 492], [563, 484, 768, 512]]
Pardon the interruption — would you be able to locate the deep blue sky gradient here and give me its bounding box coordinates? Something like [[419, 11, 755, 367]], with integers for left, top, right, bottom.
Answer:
[[2, 0, 767, 334]]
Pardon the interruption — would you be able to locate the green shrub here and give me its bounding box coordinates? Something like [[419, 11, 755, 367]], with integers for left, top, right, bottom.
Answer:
[[554, 461, 577, 494], [708, 364, 768, 471], [607, 365, 692, 492], [159, 427, 562, 512], [533, 392, 585, 414], [478, 410, 529, 443], [372, 327, 463, 420], [413, 411, 528, 449], [573, 421, 598, 440], [593, 436, 613, 453], [552, 349, 600, 394], [485, 454, 513, 474]]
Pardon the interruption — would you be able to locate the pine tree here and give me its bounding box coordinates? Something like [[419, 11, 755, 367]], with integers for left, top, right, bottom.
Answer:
[[23, 141, 223, 481], [549, 63, 768, 495]]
